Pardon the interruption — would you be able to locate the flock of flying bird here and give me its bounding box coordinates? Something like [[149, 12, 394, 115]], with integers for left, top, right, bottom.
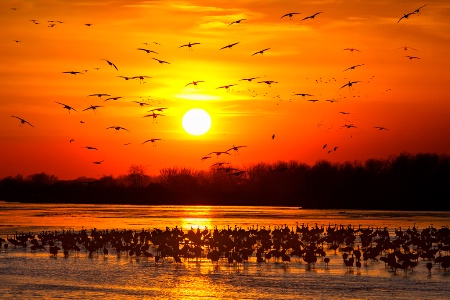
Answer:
[[7, 3, 428, 175]]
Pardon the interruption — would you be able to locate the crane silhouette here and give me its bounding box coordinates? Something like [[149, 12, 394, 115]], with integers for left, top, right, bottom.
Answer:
[[106, 126, 130, 132], [137, 48, 158, 55], [88, 93, 110, 98], [220, 42, 240, 50], [252, 48, 270, 56], [239, 77, 260, 82], [179, 42, 200, 50], [280, 12, 300, 20], [83, 105, 103, 113], [301, 12, 322, 21], [151, 58, 170, 64], [340, 81, 361, 89], [343, 64, 364, 71], [93, 160, 104, 165], [11, 116, 34, 128], [84, 146, 98, 150], [62, 71, 83, 75], [186, 80, 204, 87], [216, 84, 236, 90], [343, 48, 361, 52], [101, 59, 118, 70], [229, 19, 246, 25], [55, 102, 77, 113], [142, 139, 161, 146]]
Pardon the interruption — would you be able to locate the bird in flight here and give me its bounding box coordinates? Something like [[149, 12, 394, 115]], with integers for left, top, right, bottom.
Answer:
[[412, 4, 428, 15], [252, 48, 270, 56], [105, 96, 122, 101], [294, 93, 313, 98], [186, 80, 204, 87], [137, 48, 158, 55], [272, 134, 276, 140], [281, 12, 300, 20], [101, 59, 118, 70], [151, 58, 170, 64], [406, 56, 420, 60], [83, 105, 103, 113], [301, 12, 322, 21], [343, 64, 364, 71], [374, 126, 388, 130], [132, 75, 151, 83], [339, 111, 351, 115], [88, 93, 110, 98], [258, 80, 278, 86], [398, 12, 416, 23], [133, 101, 150, 107], [217, 84, 236, 90], [70, 139, 74, 143], [62, 71, 83, 75], [397, 46, 417, 51], [343, 48, 361, 52], [201, 156, 211, 162], [148, 107, 168, 112], [229, 19, 246, 25], [11, 116, 34, 128], [84, 146, 98, 150], [227, 145, 247, 154], [239, 77, 259, 82], [107, 126, 130, 132], [93, 160, 104, 165], [323, 144, 327, 149], [208, 151, 230, 157], [118, 76, 134, 81], [84, 23, 92, 26], [220, 42, 240, 50], [179, 42, 201, 50], [55, 101, 78, 113], [142, 139, 161, 146], [340, 81, 361, 89], [307, 99, 319, 102]]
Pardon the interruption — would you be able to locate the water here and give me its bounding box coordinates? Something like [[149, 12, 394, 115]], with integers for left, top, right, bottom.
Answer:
[[0, 202, 449, 299]]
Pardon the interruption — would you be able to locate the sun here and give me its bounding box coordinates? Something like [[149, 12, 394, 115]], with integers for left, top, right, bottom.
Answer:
[[182, 108, 212, 136]]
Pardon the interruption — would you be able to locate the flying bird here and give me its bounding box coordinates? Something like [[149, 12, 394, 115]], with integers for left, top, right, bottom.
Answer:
[[208, 151, 230, 157], [107, 126, 130, 132], [406, 56, 420, 60], [142, 139, 161, 146], [133, 101, 150, 107], [137, 48, 158, 55], [93, 160, 104, 165], [132, 75, 151, 83], [239, 77, 259, 82], [343, 64, 364, 71], [220, 42, 240, 50], [70, 139, 74, 143], [340, 81, 361, 89], [151, 58, 170, 64], [11, 116, 34, 128], [294, 93, 313, 97], [83, 105, 103, 113], [397, 46, 417, 51], [62, 71, 83, 75], [229, 19, 246, 25], [118, 76, 134, 81], [252, 48, 270, 56], [88, 93, 110, 98], [374, 126, 388, 130], [398, 12, 416, 23], [84, 146, 98, 150], [84, 23, 92, 26], [339, 112, 350, 115], [280, 12, 300, 20], [412, 4, 428, 14], [301, 12, 322, 21], [201, 156, 212, 162], [343, 48, 361, 52], [179, 42, 201, 50], [101, 59, 118, 70], [55, 101, 78, 113], [216, 84, 236, 90], [227, 145, 247, 153], [105, 96, 122, 101], [258, 80, 278, 85], [186, 81, 204, 87]]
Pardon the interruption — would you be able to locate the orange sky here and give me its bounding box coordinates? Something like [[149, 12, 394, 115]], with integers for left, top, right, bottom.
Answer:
[[1, 0, 450, 180]]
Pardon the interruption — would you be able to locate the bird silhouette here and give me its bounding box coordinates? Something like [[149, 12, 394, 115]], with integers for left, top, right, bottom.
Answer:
[[142, 139, 161, 146], [343, 48, 361, 52], [62, 71, 83, 75], [301, 12, 322, 21], [137, 48, 158, 55], [132, 75, 151, 83], [406, 56, 420, 60], [208, 151, 230, 157], [252, 48, 270, 56], [133, 101, 150, 107], [107, 126, 130, 132], [229, 19, 246, 25], [88, 93, 110, 98], [397, 46, 417, 51], [280, 12, 300, 20], [84, 146, 98, 150], [105, 96, 122, 101], [151, 58, 170, 64], [186, 81, 204, 87], [340, 81, 361, 89], [217, 84, 236, 90], [118, 76, 133, 81], [220, 42, 240, 50], [101, 59, 118, 70], [343, 64, 364, 71], [258, 80, 278, 86], [374, 126, 388, 130], [179, 42, 200, 50], [55, 102, 77, 113], [412, 4, 427, 14], [93, 160, 104, 165], [83, 105, 103, 113], [227, 145, 247, 153], [239, 77, 259, 82], [11, 116, 34, 128]]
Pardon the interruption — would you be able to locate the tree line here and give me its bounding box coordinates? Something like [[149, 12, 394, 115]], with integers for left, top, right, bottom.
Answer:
[[1, 152, 449, 210]]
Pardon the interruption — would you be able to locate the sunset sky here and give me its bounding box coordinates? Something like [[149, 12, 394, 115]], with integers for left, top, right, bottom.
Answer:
[[1, 0, 450, 180]]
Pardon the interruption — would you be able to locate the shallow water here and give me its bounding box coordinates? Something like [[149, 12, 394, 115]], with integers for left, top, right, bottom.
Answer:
[[0, 202, 449, 299]]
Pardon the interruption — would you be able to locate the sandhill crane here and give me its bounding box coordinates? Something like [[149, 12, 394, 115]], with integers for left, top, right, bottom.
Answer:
[[118, 76, 133, 81], [281, 12, 300, 20], [343, 64, 364, 71], [151, 58, 170, 64], [186, 81, 204, 87], [142, 139, 161, 146], [93, 160, 104, 165], [258, 80, 278, 86], [201, 156, 211, 162], [398, 46, 417, 51], [179, 42, 200, 50], [148, 107, 168, 112], [252, 48, 270, 56], [339, 111, 350, 115], [229, 19, 246, 25], [106, 126, 130, 132], [227, 145, 247, 153], [55, 101, 77, 113], [412, 4, 427, 14], [137, 48, 158, 55], [83, 105, 103, 113], [11, 116, 34, 128], [132, 75, 151, 83], [208, 151, 230, 157], [374, 126, 388, 130], [294, 93, 314, 98], [84, 23, 92, 26], [301, 12, 322, 21], [88, 93, 110, 98], [105, 96, 122, 101], [406, 56, 420, 60], [340, 81, 361, 89], [343, 48, 361, 52], [101, 59, 118, 70], [239, 77, 259, 82], [216, 84, 236, 90], [84, 146, 98, 150], [220, 42, 240, 50], [62, 71, 83, 75], [132, 101, 150, 107]]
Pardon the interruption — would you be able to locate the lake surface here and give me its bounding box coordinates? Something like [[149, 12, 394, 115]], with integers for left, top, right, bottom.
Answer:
[[0, 202, 449, 299]]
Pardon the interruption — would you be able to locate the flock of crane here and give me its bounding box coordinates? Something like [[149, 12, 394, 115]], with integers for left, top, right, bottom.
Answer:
[[7, 3, 428, 173]]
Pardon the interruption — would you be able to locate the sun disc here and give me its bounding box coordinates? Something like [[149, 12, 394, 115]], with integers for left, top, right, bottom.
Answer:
[[182, 108, 212, 136]]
